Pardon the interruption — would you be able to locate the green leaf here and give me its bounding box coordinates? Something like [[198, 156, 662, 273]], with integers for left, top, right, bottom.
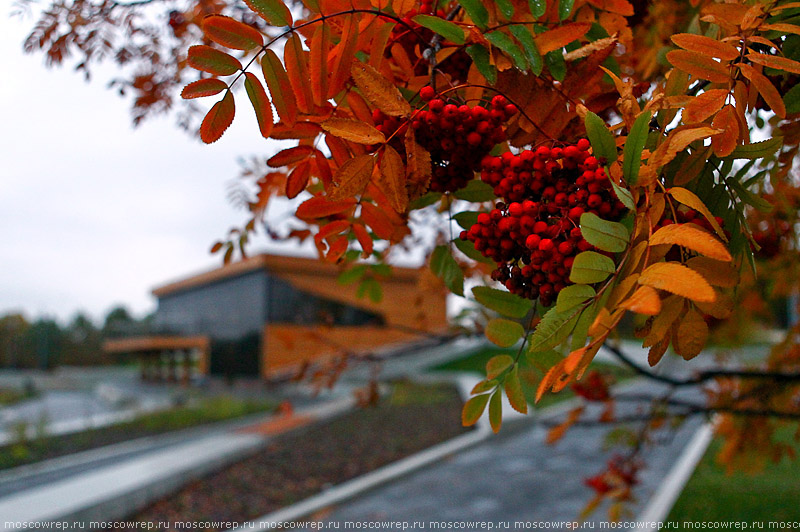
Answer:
[[337, 264, 367, 285], [454, 238, 494, 264], [356, 277, 383, 303], [728, 179, 774, 213], [724, 137, 783, 160], [453, 179, 496, 202], [496, 0, 515, 19], [243, 0, 292, 26], [409, 191, 442, 209], [413, 15, 466, 44], [471, 379, 496, 394], [559, 0, 575, 20], [555, 284, 596, 313], [584, 111, 617, 164], [529, 0, 547, 18], [509, 26, 543, 76], [454, 211, 480, 230], [486, 318, 525, 348], [580, 212, 630, 252], [784, 82, 800, 114], [623, 111, 651, 187], [504, 365, 528, 414], [430, 245, 465, 296], [467, 45, 497, 85], [528, 306, 581, 353], [462, 393, 490, 426], [610, 179, 636, 211], [545, 50, 566, 81], [486, 31, 529, 71], [458, 0, 489, 29], [569, 251, 616, 284], [472, 286, 534, 319], [489, 389, 503, 433], [486, 354, 514, 379], [526, 348, 563, 375]]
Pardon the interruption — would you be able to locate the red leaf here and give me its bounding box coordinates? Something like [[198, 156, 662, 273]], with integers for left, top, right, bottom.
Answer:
[[296, 196, 357, 220], [352, 223, 373, 257], [285, 160, 310, 199], [242, 0, 292, 26], [267, 145, 315, 167], [360, 202, 394, 239], [202, 15, 264, 51], [328, 15, 360, 99], [181, 78, 228, 99], [187, 45, 241, 76], [243, 73, 272, 139], [309, 23, 330, 108], [200, 91, 235, 144], [285, 33, 314, 113], [261, 49, 297, 126]]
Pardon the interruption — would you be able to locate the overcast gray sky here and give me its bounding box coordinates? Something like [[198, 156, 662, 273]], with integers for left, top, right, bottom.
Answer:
[[0, 3, 310, 324]]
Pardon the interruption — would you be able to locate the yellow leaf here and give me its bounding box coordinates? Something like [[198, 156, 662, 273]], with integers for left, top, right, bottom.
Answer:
[[328, 154, 375, 200], [639, 262, 716, 303], [620, 286, 662, 315], [534, 23, 593, 55], [667, 187, 727, 241], [648, 126, 719, 169], [350, 61, 412, 118], [683, 89, 729, 124], [321, 118, 386, 144], [686, 257, 738, 288], [711, 104, 739, 157], [649, 224, 732, 262], [608, 274, 640, 309], [674, 308, 708, 360], [377, 145, 409, 213]]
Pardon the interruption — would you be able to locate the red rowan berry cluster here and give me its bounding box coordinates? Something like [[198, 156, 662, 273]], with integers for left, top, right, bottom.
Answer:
[[584, 455, 639, 497], [373, 91, 517, 193], [460, 140, 626, 306]]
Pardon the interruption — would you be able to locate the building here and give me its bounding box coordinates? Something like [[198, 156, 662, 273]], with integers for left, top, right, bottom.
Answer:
[[104, 254, 448, 381]]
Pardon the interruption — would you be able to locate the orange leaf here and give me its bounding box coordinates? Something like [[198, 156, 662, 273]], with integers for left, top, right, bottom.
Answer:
[[200, 91, 235, 144], [360, 202, 395, 240], [321, 118, 386, 144], [328, 154, 375, 200], [271, 122, 320, 139], [243, 73, 273, 139], [309, 23, 330, 108], [316, 219, 351, 241], [667, 187, 727, 242], [201, 15, 263, 51], [683, 89, 728, 123], [352, 222, 374, 258], [546, 407, 585, 444], [393, 0, 416, 15], [285, 160, 310, 199], [643, 295, 684, 348], [350, 61, 412, 118], [261, 49, 297, 127], [377, 145, 409, 213], [649, 224, 732, 262], [759, 23, 800, 37], [296, 196, 357, 220], [405, 129, 432, 200], [737, 63, 786, 118], [620, 286, 662, 315], [666, 50, 731, 84], [711, 104, 738, 157], [674, 308, 708, 360], [648, 126, 719, 169], [181, 78, 228, 99], [534, 23, 592, 55], [313, 150, 333, 187], [746, 52, 800, 75], [324, 236, 349, 263], [586, 0, 633, 16], [638, 262, 716, 303], [671, 33, 739, 61], [187, 45, 242, 76], [346, 91, 374, 124], [267, 145, 315, 167], [328, 16, 360, 99], [285, 33, 314, 113]]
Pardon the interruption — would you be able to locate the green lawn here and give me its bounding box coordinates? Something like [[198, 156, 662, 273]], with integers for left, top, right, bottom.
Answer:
[[667, 424, 800, 524], [432, 346, 636, 408]]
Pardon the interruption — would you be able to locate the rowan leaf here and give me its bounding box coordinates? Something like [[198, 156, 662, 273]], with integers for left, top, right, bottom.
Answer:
[[683, 89, 729, 124], [667, 187, 727, 241], [201, 15, 263, 51], [361, 203, 395, 240], [528, 306, 582, 353], [674, 308, 708, 360], [710, 104, 739, 157], [649, 126, 719, 170], [243, 73, 272, 139], [472, 286, 534, 319], [580, 212, 629, 252], [650, 224, 731, 262], [309, 23, 330, 108], [350, 62, 412, 118], [328, 154, 375, 200], [454, 211, 479, 230], [454, 238, 494, 264], [738, 63, 786, 118], [466, 45, 497, 85], [296, 196, 356, 220], [486, 31, 528, 70], [611, 180, 636, 211], [530, 0, 547, 18], [495, 0, 515, 18], [638, 262, 716, 303], [534, 23, 592, 55], [462, 393, 490, 426], [285, 161, 310, 199], [486, 354, 514, 379], [285, 33, 313, 113], [509, 25, 543, 76], [725, 137, 782, 160], [458, 0, 489, 29], [559, 0, 575, 20], [187, 45, 242, 76], [785, 82, 800, 115], [261, 49, 297, 126], [623, 111, 651, 186], [328, 16, 359, 98], [619, 285, 661, 315], [666, 50, 731, 83], [584, 111, 617, 164], [670, 33, 739, 61], [181, 78, 228, 99], [453, 180, 495, 201], [489, 389, 503, 433], [430, 245, 464, 296], [243, 0, 291, 26], [686, 256, 738, 288], [746, 52, 800, 75], [321, 118, 386, 145], [555, 284, 596, 313], [504, 365, 527, 414], [412, 15, 465, 44], [200, 91, 235, 144], [267, 146, 315, 168], [570, 251, 616, 284]]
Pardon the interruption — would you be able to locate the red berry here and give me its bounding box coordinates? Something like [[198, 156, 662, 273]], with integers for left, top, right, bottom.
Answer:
[[420, 86, 435, 101]]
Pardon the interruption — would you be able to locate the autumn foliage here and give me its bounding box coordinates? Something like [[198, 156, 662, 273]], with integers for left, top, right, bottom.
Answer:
[[21, 0, 800, 518]]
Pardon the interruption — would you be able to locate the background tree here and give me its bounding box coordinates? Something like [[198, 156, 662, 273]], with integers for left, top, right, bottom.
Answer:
[[18, 0, 800, 517]]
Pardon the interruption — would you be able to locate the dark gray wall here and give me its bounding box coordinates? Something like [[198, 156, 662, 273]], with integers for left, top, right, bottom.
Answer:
[[267, 276, 383, 326]]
